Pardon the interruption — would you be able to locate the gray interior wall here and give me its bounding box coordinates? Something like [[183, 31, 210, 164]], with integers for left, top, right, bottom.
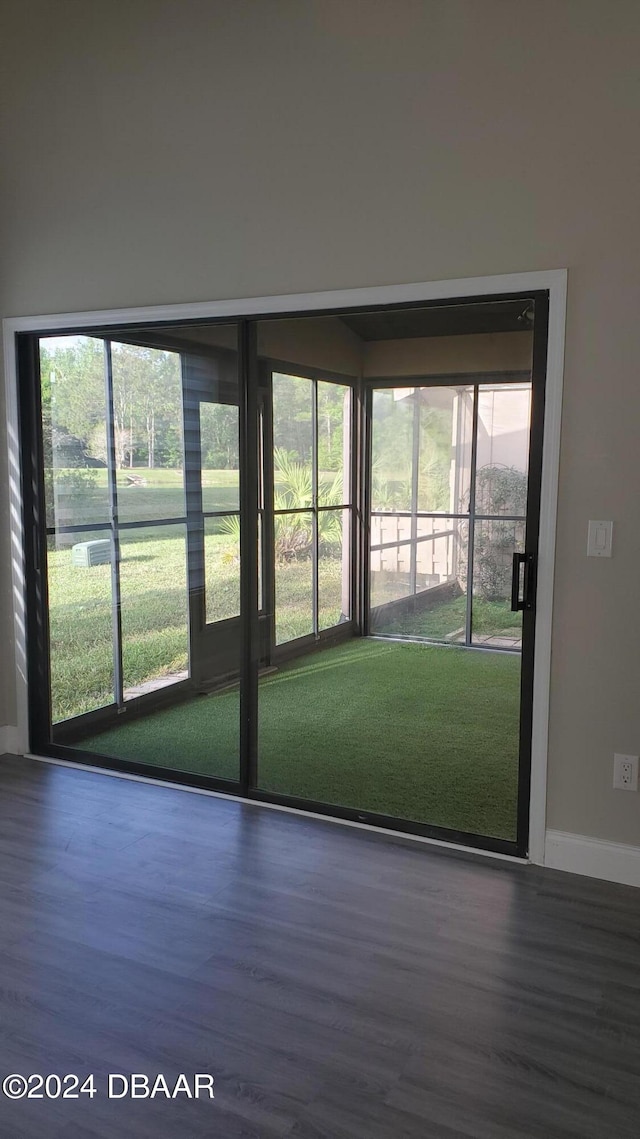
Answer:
[[2, 0, 640, 846]]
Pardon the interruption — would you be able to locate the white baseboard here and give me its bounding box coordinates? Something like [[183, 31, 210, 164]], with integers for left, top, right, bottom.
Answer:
[[545, 829, 640, 888], [0, 726, 21, 756]]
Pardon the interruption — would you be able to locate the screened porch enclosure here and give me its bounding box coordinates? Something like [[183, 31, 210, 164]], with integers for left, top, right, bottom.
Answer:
[[369, 381, 531, 649], [28, 296, 544, 853]]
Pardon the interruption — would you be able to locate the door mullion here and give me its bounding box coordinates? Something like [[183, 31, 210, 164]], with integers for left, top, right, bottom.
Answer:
[[410, 389, 420, 598], [181, 358, 204, 689], [464, 386, 480, 647], [262, 371, 276, 659], [361, 383, 372, 636], [239, 320, 259, 795], [104, 340, 124, 710], [312, 378, 319, 637]]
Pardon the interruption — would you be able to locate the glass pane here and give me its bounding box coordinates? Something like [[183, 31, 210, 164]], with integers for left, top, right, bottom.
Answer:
[[475, 384, 532, 516], [418, 385, 474, 514], [370, 388, 413, 511], [111, 344, 185, 522], [256, 304, 530, 844], [81, 518, 240, 781], [370, 516, 468, 641], [272, 373, 313, 508], [319, 509, 350, 630], [204, 516, 240, 624], [200, 401, 240, 512], [472, 519, 525, 648], [275, 512, 313, 644], [47, 529, 114, 722], [318, 382, 351, 505], [118, 523, 189, 699], [39, 335, 110, 529]]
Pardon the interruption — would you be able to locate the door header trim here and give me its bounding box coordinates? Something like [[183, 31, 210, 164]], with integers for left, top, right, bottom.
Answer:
[[4, 270, 565, 336]]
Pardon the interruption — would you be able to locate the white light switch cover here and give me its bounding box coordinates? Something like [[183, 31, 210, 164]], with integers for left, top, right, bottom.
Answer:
[[587, 520, 613, 557]]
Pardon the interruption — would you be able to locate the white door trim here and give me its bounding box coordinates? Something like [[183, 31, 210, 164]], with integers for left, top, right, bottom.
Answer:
[[3, 268, 567, 862]]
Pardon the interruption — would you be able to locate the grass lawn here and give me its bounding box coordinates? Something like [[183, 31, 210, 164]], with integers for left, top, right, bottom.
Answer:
[[48, 527, 191, 720], [48, 524, 342, 721], [81, 639, 521, 840], [48, 466, 346, 719], [54, 465, 336, 526], [373, 594, 523, 641], [54, 467, 240, 526]]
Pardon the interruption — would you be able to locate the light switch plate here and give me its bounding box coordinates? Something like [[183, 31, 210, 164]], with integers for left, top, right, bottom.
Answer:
[[587, 520, 613, 557]]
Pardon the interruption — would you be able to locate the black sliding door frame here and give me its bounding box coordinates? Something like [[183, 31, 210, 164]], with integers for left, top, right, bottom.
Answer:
[[239, 321, 260, 795], [18, 289, 550, 858]]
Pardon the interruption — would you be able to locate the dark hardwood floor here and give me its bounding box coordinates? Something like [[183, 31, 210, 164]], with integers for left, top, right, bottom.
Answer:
[[0, 754, 639, 1138]]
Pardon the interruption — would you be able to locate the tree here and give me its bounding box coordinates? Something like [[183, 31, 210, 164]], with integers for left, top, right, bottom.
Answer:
[[199, 402, 238, 469], [272, 373, 313, 464], [40, 338, 185, 472], [43, 336, 107, 464], [111, 343, 182, 470], [317, 382, 347, 472]]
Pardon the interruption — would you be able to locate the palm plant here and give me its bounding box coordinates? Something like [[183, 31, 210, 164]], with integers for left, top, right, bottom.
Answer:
[[220, 449, 344, 563], [273, 448, 312, 509]]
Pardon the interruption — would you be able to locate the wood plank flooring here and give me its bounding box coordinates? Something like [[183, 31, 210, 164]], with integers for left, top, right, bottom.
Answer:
[[0, 754, 639, 1138]]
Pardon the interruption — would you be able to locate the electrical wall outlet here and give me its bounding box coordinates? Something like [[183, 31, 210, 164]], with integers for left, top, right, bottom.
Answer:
[[613, 754, 638, 791]]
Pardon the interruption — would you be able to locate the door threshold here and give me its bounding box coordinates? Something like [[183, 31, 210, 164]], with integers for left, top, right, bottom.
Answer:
[[24, 751, 527, 865]]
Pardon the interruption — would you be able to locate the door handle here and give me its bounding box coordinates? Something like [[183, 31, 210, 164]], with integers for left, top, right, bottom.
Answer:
[[511, 552, 535, 612]]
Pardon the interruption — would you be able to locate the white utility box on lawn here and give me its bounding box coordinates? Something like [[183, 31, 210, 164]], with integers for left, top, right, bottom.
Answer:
[[71, 539, 112, 567]]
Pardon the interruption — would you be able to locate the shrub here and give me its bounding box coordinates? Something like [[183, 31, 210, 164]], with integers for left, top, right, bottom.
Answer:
[[471, 466, 528, 602]]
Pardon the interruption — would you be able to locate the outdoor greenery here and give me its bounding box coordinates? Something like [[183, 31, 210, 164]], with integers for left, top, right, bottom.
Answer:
[[48, 526, 188, 721], [42, 336, 183, 474], [472, 465, 528, 602], [81, 640, 521, 841], [371, 388, 453, 512], [256, 448, 343, 563], [48, 514, 344, 721], [40, 341, 350, 490], [373, 594, 522, 641]]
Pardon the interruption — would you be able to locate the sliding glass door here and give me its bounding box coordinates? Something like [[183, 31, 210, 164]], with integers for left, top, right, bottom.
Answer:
[[37, 326, 242, 781], [22, 293, 548, 856]]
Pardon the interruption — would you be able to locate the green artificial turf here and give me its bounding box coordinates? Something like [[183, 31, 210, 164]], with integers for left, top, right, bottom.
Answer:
[[81, 639, 521, 840]]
